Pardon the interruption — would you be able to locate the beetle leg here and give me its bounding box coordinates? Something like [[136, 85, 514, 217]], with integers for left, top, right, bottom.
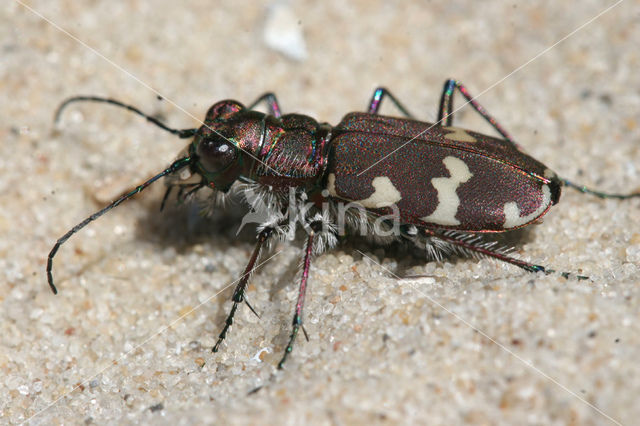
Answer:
[[367, 87, 415, 118], [247, 92, 283, 118], [212, 226, 275, 353], [278, 221, 319, 369], [423, 228, 588, 280], [438, 79, 518, 147]]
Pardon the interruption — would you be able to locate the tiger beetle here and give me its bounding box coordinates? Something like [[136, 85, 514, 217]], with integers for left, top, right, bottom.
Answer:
[[48, 79, 640, 369]]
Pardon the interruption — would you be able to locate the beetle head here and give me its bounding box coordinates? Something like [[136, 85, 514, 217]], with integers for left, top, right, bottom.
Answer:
[[170, 100, 266, 192]]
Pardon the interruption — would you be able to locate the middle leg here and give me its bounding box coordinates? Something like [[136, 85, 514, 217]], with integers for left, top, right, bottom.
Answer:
[[213, 226, 275, 353], [277, 220, 322, 369]]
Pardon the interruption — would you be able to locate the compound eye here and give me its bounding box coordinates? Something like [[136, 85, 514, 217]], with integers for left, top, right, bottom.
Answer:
[[196, 135, 237, 172]]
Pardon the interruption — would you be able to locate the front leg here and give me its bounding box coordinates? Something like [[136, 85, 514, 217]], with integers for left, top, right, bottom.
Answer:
[[212, 226, 275, 353], [247, 92, 283, 118]]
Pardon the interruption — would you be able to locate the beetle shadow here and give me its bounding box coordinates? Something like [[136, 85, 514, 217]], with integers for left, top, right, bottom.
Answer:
[[134, 194, 255, 251], [133, 192, 303, 328]]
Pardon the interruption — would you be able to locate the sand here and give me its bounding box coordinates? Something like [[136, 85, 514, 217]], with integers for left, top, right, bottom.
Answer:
[[2, 1, 639, 424]]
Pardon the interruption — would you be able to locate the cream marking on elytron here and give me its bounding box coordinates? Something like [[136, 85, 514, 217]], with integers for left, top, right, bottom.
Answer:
[[442, 126, 477, 143], [326, 173, 401, 208], [421, 156, 473, 226], [503, 184, 552, 229]]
